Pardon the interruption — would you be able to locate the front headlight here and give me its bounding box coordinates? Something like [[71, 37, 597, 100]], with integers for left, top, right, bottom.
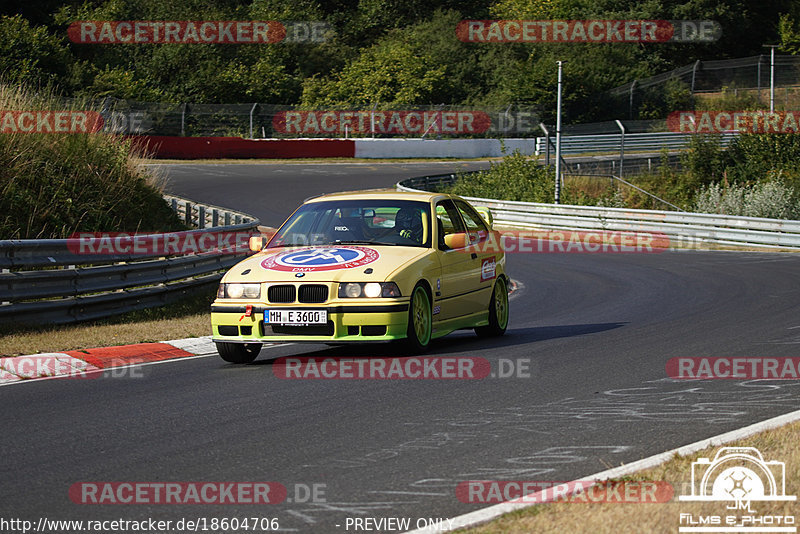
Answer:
[[363, 282, 382, 298], [217, 283, 261, 299], [338, 282, 402, 298]]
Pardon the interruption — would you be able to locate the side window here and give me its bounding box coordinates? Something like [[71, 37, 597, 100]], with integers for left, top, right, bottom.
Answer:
[[455, 200, 489, 242], [435, 200, 465, 250]]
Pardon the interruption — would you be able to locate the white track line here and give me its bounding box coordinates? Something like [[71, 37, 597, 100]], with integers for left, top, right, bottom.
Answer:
[[405, 407, 800, 533]]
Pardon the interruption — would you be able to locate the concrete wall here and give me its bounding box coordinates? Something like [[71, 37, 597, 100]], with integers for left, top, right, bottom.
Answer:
[[130, 135, 535, 159], [354, 138, 536, 159]]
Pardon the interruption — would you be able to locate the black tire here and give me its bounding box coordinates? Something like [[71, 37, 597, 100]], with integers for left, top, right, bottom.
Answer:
[[405, 283, 432, 354], [216, 342, 261, 364], [476, 277, 509, 338]]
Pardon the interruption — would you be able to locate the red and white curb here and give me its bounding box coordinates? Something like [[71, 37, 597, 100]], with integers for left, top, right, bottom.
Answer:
[[0, 336, 219, 384], [405, 407, 800, 533]]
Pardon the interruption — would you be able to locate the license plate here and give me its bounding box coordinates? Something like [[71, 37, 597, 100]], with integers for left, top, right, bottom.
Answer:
[[266, 309, 327, 325]]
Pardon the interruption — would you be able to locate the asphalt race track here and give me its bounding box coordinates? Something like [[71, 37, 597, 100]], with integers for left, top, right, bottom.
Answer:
[[151, 161, 493, 227], [2, 162, 800, 532]]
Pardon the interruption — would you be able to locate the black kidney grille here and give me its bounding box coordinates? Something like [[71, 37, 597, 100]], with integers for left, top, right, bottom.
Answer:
[[268, 285, 296, 303], [298, 284, 328, 303]]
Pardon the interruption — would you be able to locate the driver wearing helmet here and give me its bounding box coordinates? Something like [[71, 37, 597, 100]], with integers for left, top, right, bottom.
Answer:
[[394, 207, 423, 243]]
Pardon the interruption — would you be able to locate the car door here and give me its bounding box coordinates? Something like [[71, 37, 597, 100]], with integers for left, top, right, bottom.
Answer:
[[433, 199, 477, 321], [454, 199, 497, 312]]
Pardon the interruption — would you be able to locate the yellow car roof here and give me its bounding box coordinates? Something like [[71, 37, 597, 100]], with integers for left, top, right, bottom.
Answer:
[[305, 188, 446, 203]]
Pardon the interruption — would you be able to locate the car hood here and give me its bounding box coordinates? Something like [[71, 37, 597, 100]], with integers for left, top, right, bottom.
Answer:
[[223, 245, 430, 283]]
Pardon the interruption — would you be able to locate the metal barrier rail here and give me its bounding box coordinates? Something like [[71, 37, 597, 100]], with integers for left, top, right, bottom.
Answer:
[[397, 175, 800, 250], [536, 131, 738, 156], [0, 196, 259, 325]]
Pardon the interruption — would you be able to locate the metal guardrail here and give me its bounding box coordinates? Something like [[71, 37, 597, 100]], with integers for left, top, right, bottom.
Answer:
[[536, 131, 737, 156], [398, 174, 800, 250], [0, 197, 260, 325]]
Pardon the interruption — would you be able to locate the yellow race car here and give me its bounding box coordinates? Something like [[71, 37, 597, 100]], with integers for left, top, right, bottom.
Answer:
[[211, 189, 508, 363]]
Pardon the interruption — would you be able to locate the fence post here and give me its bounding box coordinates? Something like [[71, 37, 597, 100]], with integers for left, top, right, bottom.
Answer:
[[539, 123, 551, 166], [757, 55, 763, 99], [615, 119, 625, 178], [629, 80, 637, 119], [691, 60, 701, 93], [198, 206, 206, 229], [181, 103, 187, 137], [249, 103, 258, 139]]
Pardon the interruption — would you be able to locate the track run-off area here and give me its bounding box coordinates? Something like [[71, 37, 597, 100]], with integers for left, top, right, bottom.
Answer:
[[2, 161, 800, 533]]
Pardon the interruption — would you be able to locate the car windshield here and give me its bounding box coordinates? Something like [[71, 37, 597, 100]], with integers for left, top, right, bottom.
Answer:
[[267, 199, 432, 249]]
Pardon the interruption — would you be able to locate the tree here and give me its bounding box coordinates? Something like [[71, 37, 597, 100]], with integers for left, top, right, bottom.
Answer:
[[301, 40, 446, 107]]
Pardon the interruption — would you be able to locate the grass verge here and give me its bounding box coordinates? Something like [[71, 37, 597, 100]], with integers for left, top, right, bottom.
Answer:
[[0, 84, 185, 239], [463, 419, 800, 533], [0, 290, 215, 356]]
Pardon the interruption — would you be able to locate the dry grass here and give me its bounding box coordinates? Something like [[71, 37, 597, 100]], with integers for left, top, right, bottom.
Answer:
[[563, 175, 616, 199], [695, 85, 800, 111], [0, 292, 215, 356], [0, 314, 211, 356], [464, 420, 800, 533]]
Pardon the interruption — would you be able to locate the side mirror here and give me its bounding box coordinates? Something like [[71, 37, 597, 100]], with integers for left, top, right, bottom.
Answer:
[[444, 232, 468, 249], [475, 206, 493, 228], [248, 236, 264, 252]]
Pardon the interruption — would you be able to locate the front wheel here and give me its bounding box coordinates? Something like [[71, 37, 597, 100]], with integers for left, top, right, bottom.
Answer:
[[476, 277, 509, 338], [216, 342, 261, 364], [405, 284, 432, 354]]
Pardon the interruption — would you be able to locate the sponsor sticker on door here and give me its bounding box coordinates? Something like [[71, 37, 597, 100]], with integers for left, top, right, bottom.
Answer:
[[481, 257, 497, 282]]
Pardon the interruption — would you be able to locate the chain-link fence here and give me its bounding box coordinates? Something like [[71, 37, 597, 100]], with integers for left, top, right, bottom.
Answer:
[[593, 54, 800, 120], [77, 100, 545, 138]]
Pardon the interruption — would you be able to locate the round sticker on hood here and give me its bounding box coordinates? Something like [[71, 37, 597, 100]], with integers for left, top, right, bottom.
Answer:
[[261, 246, 380, 272]]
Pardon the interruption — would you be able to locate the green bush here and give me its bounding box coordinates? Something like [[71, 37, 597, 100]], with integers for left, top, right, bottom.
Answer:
[[694, 180, 799, 219], [444, 149, 557, 203]]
